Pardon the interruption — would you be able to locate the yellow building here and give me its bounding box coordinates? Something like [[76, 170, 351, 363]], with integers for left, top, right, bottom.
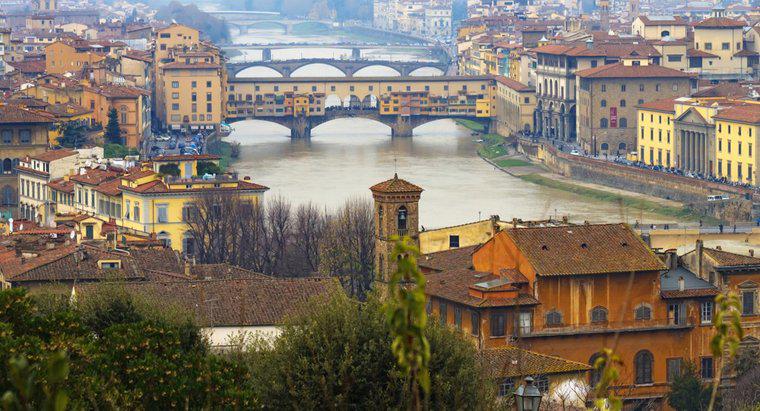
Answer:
[[713, 104, 760, 184], [494, 76, 535, 136], [160, 60, 224, 131], [692, 11, 752, 80], [45, 40, 106, 75], [631, 16, 689, 40], [637, 99, 677, 167], [46, 103, 93, 146], [154, 24, 201, 130]]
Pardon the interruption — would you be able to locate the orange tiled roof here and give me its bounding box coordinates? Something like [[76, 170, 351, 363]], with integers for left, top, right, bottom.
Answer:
[[7, 59, 46, 74], [575, 62, 694, 79], [420, 245, 478, 272], [713, 105, 760, 124], [426, 268, 540, 308], [704, 247, 760, 267], [687, 48, 719, 58], [636, 98, 677, 113], [694, 17, 745, 28], [48, 178, 75, 193], [637, 16, 688, 26], [370, 174, 423, 194], [0, 105, 55, 124], [93, 178, 123, 196], [480, 347, 591, 378], [495, 76, 534, 92], [31, 149, 77, 162], [504, 223, 667, 276], [69, 168, 121, 186]]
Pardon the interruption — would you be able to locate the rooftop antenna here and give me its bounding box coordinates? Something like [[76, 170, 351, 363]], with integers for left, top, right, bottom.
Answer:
[[394, 158, 397, 175]]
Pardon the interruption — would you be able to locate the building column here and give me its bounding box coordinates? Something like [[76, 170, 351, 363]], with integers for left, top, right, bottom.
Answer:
[[695, 132, 701, 173], [685, 131, 691, 170], [679, 131, 685, 169]]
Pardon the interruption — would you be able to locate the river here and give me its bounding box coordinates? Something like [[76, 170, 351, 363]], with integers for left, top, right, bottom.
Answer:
[[223, 29, 675, 229]]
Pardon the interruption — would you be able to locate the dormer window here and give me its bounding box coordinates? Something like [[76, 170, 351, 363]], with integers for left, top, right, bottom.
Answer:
[[99, 260, 121, 269]]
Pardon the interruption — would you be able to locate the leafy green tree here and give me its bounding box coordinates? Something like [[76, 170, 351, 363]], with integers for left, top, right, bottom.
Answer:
[[56, 123, 86, 148], [197, 161, 223, 176], [158, 163, 181, 177], [103, 143, 138, 159], [709, 292, 744, 411], [667, 362, 711, 411], [104, 107, 121, 145], [1, 351, 70, 411]]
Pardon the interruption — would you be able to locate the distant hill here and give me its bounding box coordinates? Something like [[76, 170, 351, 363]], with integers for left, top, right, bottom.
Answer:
[[156, 1, 231, 43], [242, 0, 371, 21]]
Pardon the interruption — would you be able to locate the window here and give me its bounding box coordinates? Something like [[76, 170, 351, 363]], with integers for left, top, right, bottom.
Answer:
[[722, 42, 730, 50], [518, 311, 532, 335], [668, 54, 682, 62], [635, 304, 651, 320], [133, 202, 140, 222], [171, 81, 179, 88], [498, 378, 514, 397], [742, 290, 756, 315], [620, 99, 626, 107], [591, 306, 608, 323], [454, 307, 462, 329], [1, 130, 11, 144], [621, 84, 626, 92], [206, 81, 212, 87], [591, 60, 598, 68], [172, 92, 179, 99], [672, 84, 678, 91], [191, 81, 197, 88], [639, 84, 645, 92], [449, 235, 460, 248], [172, 103, 179, 110], [99, 261, 121, 269], [668, 303, 684, 325], [439, 301, 447, 325], [619, 118, 627, 128], [156, 204, 168, 223], [600, 118, 608, 128], [701, 357, 714, 380], [490, 311, 506, 337], [207, 103, 212, 112], [601, 84, 606, 92], [425, 300, 431, 314], [471, 311, 479, 336], [701, 301, 713, 324], [705, 42, 712, 50], [635, 350, 653, 384], [19, 130, 31, 144], [545, 310, 562, 326], [600, 99, 607, 107], [397, 206, 407, 231], [667, 358, 683, 382]]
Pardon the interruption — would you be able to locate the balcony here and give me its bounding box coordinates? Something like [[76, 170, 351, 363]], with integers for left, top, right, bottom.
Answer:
[[520, 318, 694, 338]]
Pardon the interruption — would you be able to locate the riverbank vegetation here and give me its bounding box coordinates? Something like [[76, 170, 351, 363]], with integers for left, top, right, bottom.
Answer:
[[0, 286, 495, 409], [519, 174, 714, 223]]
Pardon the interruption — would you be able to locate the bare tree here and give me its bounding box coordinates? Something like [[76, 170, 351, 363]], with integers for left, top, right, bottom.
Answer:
[[293, 202, 326, 274]]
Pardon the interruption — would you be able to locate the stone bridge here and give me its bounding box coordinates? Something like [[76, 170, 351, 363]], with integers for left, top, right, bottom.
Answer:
[[227, 59, 450, 78], [207, 11, 332, 35], [226, 108, 493, 138]]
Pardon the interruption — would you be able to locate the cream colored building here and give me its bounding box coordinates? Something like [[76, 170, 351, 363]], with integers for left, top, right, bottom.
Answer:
[[16, 150, 78, 225], [494, 76, 535, 136], [631, 16, 688, 41], [691, 11, 751, 80]]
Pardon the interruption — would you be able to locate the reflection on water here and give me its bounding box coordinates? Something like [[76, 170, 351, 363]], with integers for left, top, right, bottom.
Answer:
[[226, 119, 671, 228]]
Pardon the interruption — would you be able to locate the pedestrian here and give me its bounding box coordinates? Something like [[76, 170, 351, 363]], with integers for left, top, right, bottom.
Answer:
[[699, 219, 703, 227], [734, 224, 737, 233], [719, 224, 724, 233]]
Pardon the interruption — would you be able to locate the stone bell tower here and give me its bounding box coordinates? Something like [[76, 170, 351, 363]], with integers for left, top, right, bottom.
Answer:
[[369, 173, 423, 285]]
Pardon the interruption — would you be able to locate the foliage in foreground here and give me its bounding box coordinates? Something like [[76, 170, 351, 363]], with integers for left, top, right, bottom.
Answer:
[[1, 286, 495, 409]]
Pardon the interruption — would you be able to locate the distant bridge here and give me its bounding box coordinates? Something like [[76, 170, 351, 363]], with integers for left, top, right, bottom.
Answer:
[[207, 11, 332, 35], [227, 59, 449, 78], [225, 75, 496, 138]]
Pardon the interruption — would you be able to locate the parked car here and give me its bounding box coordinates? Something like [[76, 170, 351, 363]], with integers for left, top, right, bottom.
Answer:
[[570, 149, 581, 156]]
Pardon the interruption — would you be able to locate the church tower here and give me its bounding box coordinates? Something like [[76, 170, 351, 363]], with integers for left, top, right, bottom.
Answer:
[[597, 0, 609, 31], [370, 174, 423, 285]]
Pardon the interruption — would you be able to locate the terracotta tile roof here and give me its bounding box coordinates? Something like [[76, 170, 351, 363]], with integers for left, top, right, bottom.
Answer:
[[93, 178, 122, 196], [637, 98, 677, 113], [575, 62, 694, 79], [425, 268, 540, 308], [14, 165, 49, 177], [687, 48, 719, 58], [495, 76, 534, 92], [90, 277, 344, 326], [123, 50, 153, 63], [153, 154, 221, 162], [48, 178, 75, 193], [7, 60, 46, 75], [46, 103, 91, 118], [533, 43, 660, 58], [69, 168, 121, 186], [31, 149, 77, 162], [704, 248, 760, 267], [420, 245, 477, 272], [121, 169, 156, 181], [0, 105, 55, 124], [370, 174, 423, 194], [660, 266, 719, 299], [85, 84, 149, 98], [190, 263, 272, 280], [661, 288, 720, 298], [694, 17, 745, 28], [130, 248, 183, 273], [480, 347, 591, 378], [2, 245, 142, 284], [162, 62, 221, 70], [6, 96, 49, 109], [120, 179, 167, 193], [504, 224, 666, 276], [691, 83, 757, 98], [637, 16, 688, 26], [713, 104, 760, 124], [734, 49, 757, 57]]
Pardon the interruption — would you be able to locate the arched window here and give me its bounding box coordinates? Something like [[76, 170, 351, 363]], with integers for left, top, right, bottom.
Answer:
[[589, 352, 603, 387], [397, 206, 407, 231], [620, 99, 626, 107], [545, 310, 562, 326], [157, 231, 171, 248], [378, 206, 383, 236], [619, 142, 627, 151], [600, 99, 607, 107], [634, 304, 652, 320], [601, 143, 609, 151], [634, 350, 653, 384], [120, 105, 128, 124], [591, 306, 608, 323], [600, 118, 609, 128], [619, 118, 628, 128], [498, 378, 514, 397], [2, 159, 11, 175], [661, 30, 670, 38]]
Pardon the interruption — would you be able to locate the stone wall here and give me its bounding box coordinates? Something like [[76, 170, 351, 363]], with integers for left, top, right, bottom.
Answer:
[[518, 139, 755, 221]]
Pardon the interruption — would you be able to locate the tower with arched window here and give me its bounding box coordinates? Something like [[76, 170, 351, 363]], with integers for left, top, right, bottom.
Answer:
[[369, 174, 423, 285]]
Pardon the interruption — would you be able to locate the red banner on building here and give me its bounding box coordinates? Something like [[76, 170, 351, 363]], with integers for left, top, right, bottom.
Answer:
[[610, 107, 617, 128]]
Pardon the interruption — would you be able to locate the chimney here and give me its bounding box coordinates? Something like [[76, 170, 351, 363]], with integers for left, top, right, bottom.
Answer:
[[585, 38, 593, 50], [696, 239, 704, 278], [716, 246, 722, 251], [678, 276, 685, 291]]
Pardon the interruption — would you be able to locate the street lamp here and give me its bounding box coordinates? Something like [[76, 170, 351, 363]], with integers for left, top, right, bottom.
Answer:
[[513, 376, 542, 411]]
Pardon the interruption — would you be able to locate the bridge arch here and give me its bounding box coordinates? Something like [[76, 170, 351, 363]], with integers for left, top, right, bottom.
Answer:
[[235, 65, 285, 78], [247, 21, 289, 31], [408, 66, 445, 76], [324, 94, 342, 108], [353, 65, 402, 77], [290, 63, 347, 77]]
